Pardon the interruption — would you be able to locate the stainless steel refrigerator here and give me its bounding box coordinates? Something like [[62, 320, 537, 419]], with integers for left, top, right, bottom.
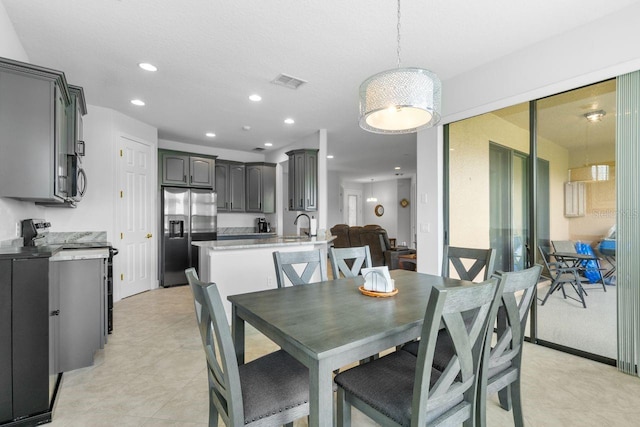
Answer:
[[161, 187, 217, 287]]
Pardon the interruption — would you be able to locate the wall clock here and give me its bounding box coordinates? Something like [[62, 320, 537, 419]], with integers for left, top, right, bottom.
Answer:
[[374, 204, 384, 217], [400, 198, 409, 208]]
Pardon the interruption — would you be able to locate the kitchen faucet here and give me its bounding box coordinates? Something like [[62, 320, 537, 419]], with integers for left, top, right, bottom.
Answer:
[[294, 213, 311, 236]]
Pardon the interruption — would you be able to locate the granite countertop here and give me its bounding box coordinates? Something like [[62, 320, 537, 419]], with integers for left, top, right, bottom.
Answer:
[[217, 226, 276, 237], [50, 247, 110, 261], [0, 245, 61, 260], [193, 235, 336, 251]]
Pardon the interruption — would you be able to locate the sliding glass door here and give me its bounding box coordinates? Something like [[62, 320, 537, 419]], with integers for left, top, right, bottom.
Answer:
[[446, 79, 617, 363]]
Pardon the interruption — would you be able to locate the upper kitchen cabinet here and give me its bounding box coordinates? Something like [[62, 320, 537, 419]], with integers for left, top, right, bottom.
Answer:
[[160, 150, 216, 188], [0, 57, 71, 204], [215, 160, 245, 212], [286, 149, 318, 211], [245, 162, 276, 213], [67, 85, 87, 156]]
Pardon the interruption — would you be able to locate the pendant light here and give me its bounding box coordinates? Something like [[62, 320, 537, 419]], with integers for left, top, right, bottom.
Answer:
[[569, 110, 610, 182], [366, 179, 378, 203], [359, 0, 441, 134]]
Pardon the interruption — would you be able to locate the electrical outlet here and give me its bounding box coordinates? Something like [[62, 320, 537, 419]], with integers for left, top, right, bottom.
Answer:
[[267, 276, 273, 287], [16, 222, 21, 237]]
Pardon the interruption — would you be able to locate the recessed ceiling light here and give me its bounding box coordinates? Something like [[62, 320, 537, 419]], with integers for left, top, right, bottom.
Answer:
[[138, 62, 158, 72], [394, 166, 401, 170], [249, 94, 262, 102], [242, 125, 251, 131], [284, 118, 295, 125], [130, 99, 145, 106], [205, 132, 216, 138], [327, 155, 334, 159], [264, 142, 273, 147]]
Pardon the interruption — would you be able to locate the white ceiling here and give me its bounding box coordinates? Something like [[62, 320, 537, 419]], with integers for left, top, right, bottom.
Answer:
[[3, 0, 637, 182]]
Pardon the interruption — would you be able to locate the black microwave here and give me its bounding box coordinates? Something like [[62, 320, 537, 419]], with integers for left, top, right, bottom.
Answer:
[[67, 154, 87, 202]]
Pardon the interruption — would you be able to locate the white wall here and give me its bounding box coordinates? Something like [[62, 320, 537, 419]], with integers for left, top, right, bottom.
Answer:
[[416, 3, 640, 274], [396, 178, 412, 247], [0, 2, 27, 62], [363, 179, 398, 238]]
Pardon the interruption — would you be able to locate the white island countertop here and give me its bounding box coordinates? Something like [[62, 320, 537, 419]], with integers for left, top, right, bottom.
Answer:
[[193, 235, 335, 251]]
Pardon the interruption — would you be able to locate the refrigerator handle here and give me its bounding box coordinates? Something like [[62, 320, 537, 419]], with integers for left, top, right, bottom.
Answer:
[[169, 220, 184, 238]]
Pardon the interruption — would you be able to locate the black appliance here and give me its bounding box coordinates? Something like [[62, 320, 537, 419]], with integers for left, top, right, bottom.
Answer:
[[67, 154, 87, 203], [161, 187, 217, 287], [21, 218, 51, 246], [257, 217, 271, 233]]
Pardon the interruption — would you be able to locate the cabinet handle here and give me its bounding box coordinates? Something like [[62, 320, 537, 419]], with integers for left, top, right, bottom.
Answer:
[[300, 198, 303, 207], [184, 174, 187, 182]]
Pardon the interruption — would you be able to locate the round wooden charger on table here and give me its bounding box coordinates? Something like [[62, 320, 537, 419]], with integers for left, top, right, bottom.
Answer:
[[358, 285, 398, 298]]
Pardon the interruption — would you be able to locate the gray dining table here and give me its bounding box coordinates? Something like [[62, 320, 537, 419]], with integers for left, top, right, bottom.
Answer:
[[228, 268, 474, 427]]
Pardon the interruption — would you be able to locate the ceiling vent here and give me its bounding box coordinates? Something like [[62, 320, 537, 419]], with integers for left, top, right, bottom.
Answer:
[[252, 147, 265, 152], [271, 73, 307, 90]]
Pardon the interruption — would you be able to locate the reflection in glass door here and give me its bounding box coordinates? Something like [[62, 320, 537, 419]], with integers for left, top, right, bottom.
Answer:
[[489, 144, 530, 272]]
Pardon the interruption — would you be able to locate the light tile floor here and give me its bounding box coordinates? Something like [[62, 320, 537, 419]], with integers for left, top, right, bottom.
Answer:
[[50, 285, 640, 426]]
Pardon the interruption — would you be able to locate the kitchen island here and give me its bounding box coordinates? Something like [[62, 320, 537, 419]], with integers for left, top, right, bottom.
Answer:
[[193, 235, 335, 322]]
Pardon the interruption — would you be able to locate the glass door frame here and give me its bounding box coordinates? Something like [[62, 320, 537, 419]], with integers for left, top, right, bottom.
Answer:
[[443, 98, 616, 366]]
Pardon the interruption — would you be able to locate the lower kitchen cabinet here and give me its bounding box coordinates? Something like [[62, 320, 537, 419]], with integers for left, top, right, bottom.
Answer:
[[0, 255, 50, 426], [49, 256, 107, 374]]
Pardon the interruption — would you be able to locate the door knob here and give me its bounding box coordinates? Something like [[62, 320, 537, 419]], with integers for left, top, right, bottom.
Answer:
[[146, 233, 153, 239]]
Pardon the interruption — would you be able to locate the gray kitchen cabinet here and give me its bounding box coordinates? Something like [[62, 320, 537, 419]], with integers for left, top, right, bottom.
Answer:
[[216, 160, 245, 212], [0, 57, 71, 204], [67, 85, 87, 156], [160, 150, 215, 188], [49, 256, 107, 374], [246, 162, 276, 213], [286, 149, 318, 211], [0, 255, 50, 425]]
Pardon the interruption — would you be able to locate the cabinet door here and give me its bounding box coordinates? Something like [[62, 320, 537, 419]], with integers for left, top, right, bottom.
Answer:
[[54, 83, 68, 199], [58, 259, 102, 372], [245, 165, 263, 212], [229, 164, 245, 212], [162, 153, 189, 186], [305, 151, 318, 211], [12, 258, 49, 419], [293, 152, 305, 210], [189, 156, 214, 188], [263, 165, 276, 214], [288, 157, 295, 210], [215, 163, 229, 211], [0, 260, 11, 422]]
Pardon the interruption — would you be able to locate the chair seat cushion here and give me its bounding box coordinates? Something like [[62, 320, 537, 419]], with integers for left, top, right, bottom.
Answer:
[[239, 350, 309, 424], [334, 351, 463, 426], [402, 329, 455, 373]]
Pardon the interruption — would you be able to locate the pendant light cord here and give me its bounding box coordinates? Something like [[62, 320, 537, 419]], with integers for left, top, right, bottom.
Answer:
[[397, 0, 402, 68]]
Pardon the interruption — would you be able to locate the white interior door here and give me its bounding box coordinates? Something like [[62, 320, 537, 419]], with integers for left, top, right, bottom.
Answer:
[[343, 188, 363, 225], [117, 135, 155, 299]]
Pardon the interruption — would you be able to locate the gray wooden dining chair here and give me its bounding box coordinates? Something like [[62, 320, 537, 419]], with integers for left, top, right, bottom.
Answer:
[[273, 249, 328, 287], [404, 265, 542, 427], [442, 245, 496, 282], [185, 268, 309, 427], [329, 245, 372, 279], [334, 277, 503, 427]]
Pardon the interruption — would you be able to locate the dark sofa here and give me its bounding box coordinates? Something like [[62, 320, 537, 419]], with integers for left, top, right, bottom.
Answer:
[[330, 224, 415, 269]]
